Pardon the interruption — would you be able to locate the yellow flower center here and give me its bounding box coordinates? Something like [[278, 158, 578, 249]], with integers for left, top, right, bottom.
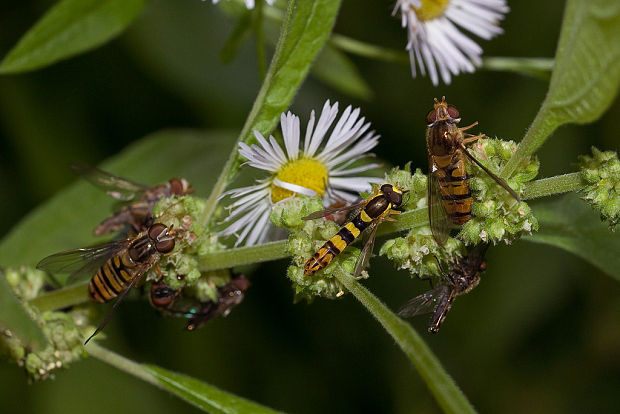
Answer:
[[270, 158, 328, 203], [412, 0, 450, 21]]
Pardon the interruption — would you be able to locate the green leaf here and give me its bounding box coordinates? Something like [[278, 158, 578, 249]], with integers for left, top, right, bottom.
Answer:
[[0, 0, 146, 74], [524, 194, 620, 279], [0, 270, 48, 351], [0, 129, 234, 267], [201, 0, 343, 225], [501, 0, 620, 178], [312, 45, 373, 100], [144, 365, 283, 414], [333, 270, 475, 414]]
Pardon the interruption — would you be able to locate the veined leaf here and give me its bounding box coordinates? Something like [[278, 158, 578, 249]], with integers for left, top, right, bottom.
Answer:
[[501, 0, 620, 178], [224, 0, 342, 181], [202, 0, 343, 225], [144, 365, 283, 414], [0, 0, 146, 74], [0, 129, 234, 267], [525, 194, 620, 280], [0, 270, 48, 351]]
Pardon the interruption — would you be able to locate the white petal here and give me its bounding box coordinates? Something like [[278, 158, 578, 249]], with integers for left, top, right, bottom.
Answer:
[[273, 178, 317, 197]]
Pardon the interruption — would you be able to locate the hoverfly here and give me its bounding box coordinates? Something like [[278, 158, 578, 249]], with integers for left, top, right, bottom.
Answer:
[[398, 243, 489, 332], [303, 184, 406, 278], [150, 274, 250, 331], [426, 97, 519, 245], [71, 164, 193, 236], [37, 223, 176, 343]]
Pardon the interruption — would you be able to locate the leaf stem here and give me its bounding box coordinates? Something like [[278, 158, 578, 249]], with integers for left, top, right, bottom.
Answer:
[[30, 171, 585, 311], [522, 172, 585, 199], [29, 281, 89, 312], [86, 341, 161, 387], [254, 0, 267, 80], [333, 269, 475, 414]]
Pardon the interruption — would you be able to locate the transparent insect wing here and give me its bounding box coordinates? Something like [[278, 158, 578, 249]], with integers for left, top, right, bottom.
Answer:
[[397, 285, 450, 319], [36, 239, 131, 285], [302, 199, 368, 221], [427, 164, 451, 245], [460, 148, 520, 201], [71, 164, 148, 201], [353, 221, 379, 279]]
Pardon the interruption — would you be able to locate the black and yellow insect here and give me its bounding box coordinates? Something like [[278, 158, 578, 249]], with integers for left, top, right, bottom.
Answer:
[[37, 223, 176, 342], [426, 97, 519, 245], [398, 243, 489, 332], [303, 184, 406, 278]]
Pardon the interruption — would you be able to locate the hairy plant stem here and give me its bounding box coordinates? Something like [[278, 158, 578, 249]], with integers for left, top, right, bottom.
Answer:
[[87, 342, 161, 387], [30, 172, 586, 311], [333, 269, 475, 414], [522, 172, 585, 199]]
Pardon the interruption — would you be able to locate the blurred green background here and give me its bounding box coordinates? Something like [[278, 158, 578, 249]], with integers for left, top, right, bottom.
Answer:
[[1, 0, 619, 413]]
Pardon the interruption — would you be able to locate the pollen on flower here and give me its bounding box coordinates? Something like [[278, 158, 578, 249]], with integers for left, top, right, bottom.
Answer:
[[271, 158, 328, 202], [413, 0, 450, 22]]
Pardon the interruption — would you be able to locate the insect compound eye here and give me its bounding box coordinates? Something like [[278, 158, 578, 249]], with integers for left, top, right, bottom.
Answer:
[[151, 283, 176, 307], [169, 178, 184, 195], [155, 237, 175, 253], [479, 261, 487, 272], [389, 190, 403, 206], [426, 108, 437, 124], [148, 223, 167, 240], [380, 184, 393, 194], [447, 105, 460, 119]]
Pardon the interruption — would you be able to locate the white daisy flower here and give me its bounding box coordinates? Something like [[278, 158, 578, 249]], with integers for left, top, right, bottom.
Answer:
[[394, 0, 509, 85], [219, 100, 382, 246], [211, 0, 275, 10]]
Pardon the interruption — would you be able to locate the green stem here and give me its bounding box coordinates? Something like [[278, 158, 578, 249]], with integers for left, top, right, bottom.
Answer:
[[329, 34, 409, 63], [29, 281, 88, 312], [522, 172, 585, 199], [30, 171, 585, 311], [200, 240, 289, 271], [87, 342, 161, 387], [333, 269, 475, 414]]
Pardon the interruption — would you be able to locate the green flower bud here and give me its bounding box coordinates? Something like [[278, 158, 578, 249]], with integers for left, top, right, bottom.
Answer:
[[578, 147, 620, 229], [380, 226, 465, 279], [270, 195, 324, 232], [458, 138, 539, 244]]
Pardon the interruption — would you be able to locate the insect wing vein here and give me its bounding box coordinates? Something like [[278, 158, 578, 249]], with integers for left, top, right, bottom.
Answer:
[[428, 168, 451, 245], [37, 239, 131, 284], [398, 285, 449, 318], [71, 164, 148, 201], [302, 200, 368, 220]]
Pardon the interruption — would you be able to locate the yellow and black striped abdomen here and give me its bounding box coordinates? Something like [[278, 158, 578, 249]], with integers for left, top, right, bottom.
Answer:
[[433, 153, 472, 225], [304, 196, 389, 276], [89, 251, 137, 303]]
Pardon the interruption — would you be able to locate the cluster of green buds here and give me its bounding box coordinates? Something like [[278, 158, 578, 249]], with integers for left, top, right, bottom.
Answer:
[[458, 138, 539, 244], [578, 147, 620, 230], [1, 267, 91, 381], [380, 166, 465, 279], [271, 195, 356, 302], [152, 195, 233, 302]]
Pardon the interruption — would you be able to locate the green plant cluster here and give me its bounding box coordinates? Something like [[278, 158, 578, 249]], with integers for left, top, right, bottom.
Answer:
[[380, 165, 465, 279], [272, 195, 357, 301], [459, 138, 539, 244], [578, 147, 620, 229], [154, 196, 232, 301], [1, 267, 90, 381]]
